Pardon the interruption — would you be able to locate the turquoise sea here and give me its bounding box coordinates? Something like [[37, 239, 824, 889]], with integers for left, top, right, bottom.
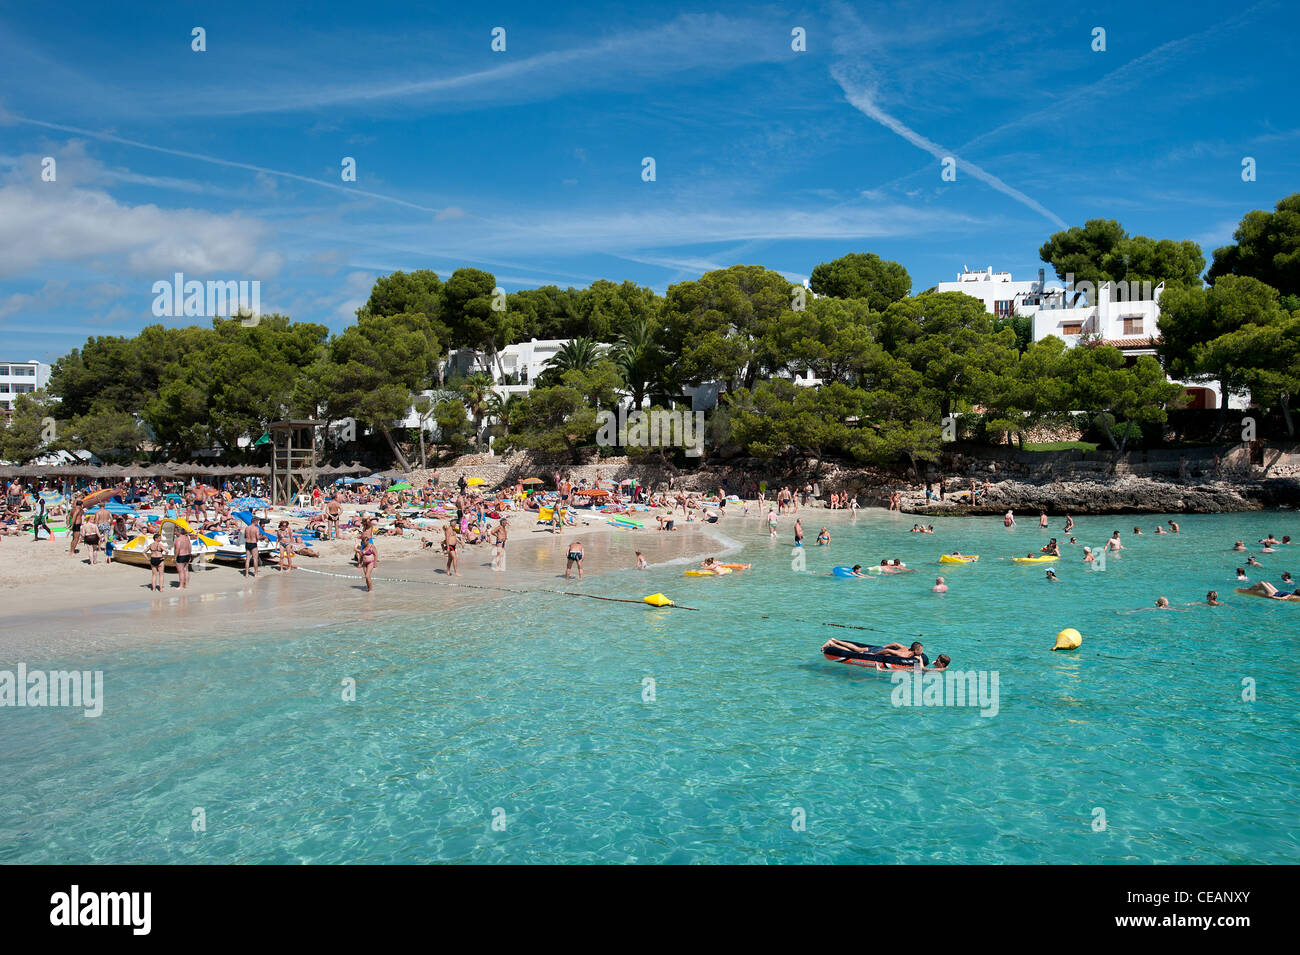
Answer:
[[2, 510, 1297, 864]]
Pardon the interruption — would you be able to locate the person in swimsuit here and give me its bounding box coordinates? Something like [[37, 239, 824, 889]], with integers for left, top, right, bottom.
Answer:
[[326, 497, 342, 539], [793, 518, 803, 547], [441, 522, 462, 576], [1045, 569, 1059, 581], [848, 565, 868, 577], [928, 654, 951, 671], [491, 518, 509, 572], [174, 529, 193, 589], [767, 508, 777, 538], [635, 551, 647, 570], [1240, 581, 1298, 599], [147, 533, 167, 592], [1205, 591, 1222, 606], [1168, 520, 1179, 533], [932, 576, 948, 593], [277, 521, 296, 572], [1232, 541, 1247, 551], [68, 498, 85, 555], [360, 537, 377, 592], [816, 526, 829, 546], [82, 514, 101, 564], [242, 519, 262, 578], [1063, 514, 1074, 533], [1039, 512, 1049, 529], [565, 540, 585, 580]]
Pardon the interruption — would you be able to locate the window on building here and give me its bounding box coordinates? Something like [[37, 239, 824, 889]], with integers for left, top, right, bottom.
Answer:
[[0, 366, 9, 376], [9, 365, 35, 376], [1061, 323, 1083, 336], [1122, 317, 1143, 336], [11, 383, 35, 394], [994, 300, 1014, 317]]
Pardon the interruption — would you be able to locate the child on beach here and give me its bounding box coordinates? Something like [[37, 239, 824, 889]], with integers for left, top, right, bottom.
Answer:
[[635, 551, 647, 570]]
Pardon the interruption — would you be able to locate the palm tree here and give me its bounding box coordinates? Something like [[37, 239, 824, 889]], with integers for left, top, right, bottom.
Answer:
[[611, 318, 664, 410], [482, 391, 519, 439], [544, 337, 603, 376], [458, 373, 495, 451]]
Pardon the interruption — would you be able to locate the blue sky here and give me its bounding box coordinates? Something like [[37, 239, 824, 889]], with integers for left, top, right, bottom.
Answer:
[[1, 0, 1297, 362]]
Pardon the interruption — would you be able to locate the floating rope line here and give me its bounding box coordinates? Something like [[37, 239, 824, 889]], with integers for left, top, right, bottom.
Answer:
[[558, 591, 698, 611]]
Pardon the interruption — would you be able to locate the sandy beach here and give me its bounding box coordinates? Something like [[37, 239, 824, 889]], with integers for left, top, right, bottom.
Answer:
[[0, 500, 762, 655]]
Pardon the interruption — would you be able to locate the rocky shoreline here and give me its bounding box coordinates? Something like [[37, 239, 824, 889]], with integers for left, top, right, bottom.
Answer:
[[902, 476, 1300, 516], [408, 451, 1300, 515]]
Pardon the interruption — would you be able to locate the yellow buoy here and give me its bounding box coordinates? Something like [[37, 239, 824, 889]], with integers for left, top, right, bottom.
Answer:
[[1053, 628, 1082, 651], [644, 593, 674, 608]]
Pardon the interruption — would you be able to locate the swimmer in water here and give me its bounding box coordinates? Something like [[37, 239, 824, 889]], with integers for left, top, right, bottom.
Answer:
[[816, 526, 830, 546], [1106, 531, 1124, 552], [1039, 512, 1048, 529], [1247, 556, 1262, 567], [1154, 597, 1170, 608], [1063, 514, 1074, 533], [1232, 541, 1247, 552], [1045, 569, 1059, 581], [1134, 526, 1144, 535], [1004, 510, 1016, 527], [848, 564, 869, 578], [928, 654, 951, 671], [932, 576, 947, 594], [1236, 568, 1248, 580], [1206, 591, 1222, 606], [1068, 536, 1078, 545], [1083, 547, 1095, 563], [1168, 520, 1179, 533]]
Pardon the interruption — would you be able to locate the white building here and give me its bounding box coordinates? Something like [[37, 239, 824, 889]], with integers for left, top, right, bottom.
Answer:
[[443, 339, 590, 399], [1029, 280, 1246, 410], [939, 268, 1246, 412], [936, 266, 1053, 318], [0, 360, 52, 415]]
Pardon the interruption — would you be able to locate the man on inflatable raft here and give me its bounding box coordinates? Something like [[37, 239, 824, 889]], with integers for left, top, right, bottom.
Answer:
[[821, 639, 950, 670]]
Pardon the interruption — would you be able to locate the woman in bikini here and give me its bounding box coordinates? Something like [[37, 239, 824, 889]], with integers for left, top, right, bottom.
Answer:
[[360, 537, 378, 592], [146, 533, 167, 592]]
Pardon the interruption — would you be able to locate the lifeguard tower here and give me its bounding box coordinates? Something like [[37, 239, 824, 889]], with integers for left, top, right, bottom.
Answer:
[[269, 419, 322, 505]]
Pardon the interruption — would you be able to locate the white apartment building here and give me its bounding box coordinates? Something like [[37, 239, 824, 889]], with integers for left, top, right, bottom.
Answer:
[[940, 268, 1246, 411], [936, 266, 1055, 318], [0, 360, 51, 414]]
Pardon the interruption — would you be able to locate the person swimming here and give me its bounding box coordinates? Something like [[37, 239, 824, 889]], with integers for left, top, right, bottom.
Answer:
[[932, 576, 947, 593], [1045, 569, 1059, 581], [848, 564, 869, 578], [1154, 597, 1170, 608], [1206, 591, 1222, 606], [1233, 541, 1247, 551], [1247, 556, 1262, 567], [1236, 568, 1248, 580]]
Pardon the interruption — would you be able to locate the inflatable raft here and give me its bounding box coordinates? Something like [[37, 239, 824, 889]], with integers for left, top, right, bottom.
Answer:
[[939, 554, 979, 564], [1012, 555, 1058, 564], [821, 640, 929, 670]]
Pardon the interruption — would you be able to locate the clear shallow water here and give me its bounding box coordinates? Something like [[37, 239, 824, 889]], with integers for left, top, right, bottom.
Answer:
[[2, 510, 1297, 863]]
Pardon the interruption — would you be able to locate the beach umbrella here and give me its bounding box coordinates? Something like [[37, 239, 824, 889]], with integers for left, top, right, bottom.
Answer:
[[229, 495, 269, 510], [576, 487, 610, 497], [521, 477, 544, 485], [466, 477, 486, 487], [388, 481, 413, 492], [81, 487, 121, 508]]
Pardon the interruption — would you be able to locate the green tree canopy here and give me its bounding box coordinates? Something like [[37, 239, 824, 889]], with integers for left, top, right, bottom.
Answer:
[[1208, 193, 1300, 298], [808, 252, 912, 311]]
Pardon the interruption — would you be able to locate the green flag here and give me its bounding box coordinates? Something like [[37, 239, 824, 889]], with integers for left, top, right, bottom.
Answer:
[[254, 432, 270, 446]]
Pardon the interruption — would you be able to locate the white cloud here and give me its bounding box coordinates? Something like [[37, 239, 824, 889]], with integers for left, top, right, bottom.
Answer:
[[0, 175, 285, 279]]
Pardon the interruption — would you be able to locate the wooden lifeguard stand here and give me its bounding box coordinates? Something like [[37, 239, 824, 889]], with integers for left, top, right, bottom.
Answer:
[[269, 420, 322, 505]]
